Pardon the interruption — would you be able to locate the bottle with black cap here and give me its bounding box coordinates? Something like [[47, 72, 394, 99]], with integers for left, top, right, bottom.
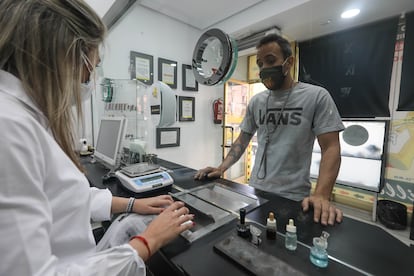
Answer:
[[237, 208, 251, 239]]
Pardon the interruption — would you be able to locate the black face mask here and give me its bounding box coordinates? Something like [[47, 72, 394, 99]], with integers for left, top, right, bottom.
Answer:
[[259, 60, 288, 90]]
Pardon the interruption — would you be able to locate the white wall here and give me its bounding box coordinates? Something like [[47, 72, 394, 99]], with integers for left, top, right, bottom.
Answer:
[[97, 3, 224, 170], [85, 0, 115, 18]]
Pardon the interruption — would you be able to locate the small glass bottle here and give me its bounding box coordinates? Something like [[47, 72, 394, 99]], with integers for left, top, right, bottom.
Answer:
[[266, 212, 277, 240], [285, 219, 297, 251], [310, 231, 330, 268]]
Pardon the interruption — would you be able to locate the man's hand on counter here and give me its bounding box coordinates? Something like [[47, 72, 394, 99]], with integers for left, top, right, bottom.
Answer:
[[302, 195, 343, 226], [194, 167, 222, 180]]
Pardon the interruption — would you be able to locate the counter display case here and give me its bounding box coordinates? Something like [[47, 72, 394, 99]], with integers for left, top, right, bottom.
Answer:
[[92, 78, 151, 144]]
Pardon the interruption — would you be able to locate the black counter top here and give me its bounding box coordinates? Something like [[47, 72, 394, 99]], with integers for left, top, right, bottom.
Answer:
[[83, 157, 414, 276]]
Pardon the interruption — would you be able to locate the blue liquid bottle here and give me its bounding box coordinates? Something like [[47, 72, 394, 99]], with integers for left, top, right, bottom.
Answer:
[[310, 231, 330, 268]]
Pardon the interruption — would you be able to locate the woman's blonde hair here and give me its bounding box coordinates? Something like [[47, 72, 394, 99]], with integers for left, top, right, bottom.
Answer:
[[0, 0, 106, 170]]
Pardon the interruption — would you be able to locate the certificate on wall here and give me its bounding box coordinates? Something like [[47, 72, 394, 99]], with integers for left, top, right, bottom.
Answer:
[[161, 130, 176, 144], [130, 51, 153, 85], [179, 96, 195, 121], [162, 63, 175, 84], [135, 57, 150, 80], [182, 99, 193, 118], [156, 127, 180, 148], [158, 58, 177, 89], [182, 64, 198, 91]]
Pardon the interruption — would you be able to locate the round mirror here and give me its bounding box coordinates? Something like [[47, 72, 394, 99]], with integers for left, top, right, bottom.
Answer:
[[192, 28, 238, 86]]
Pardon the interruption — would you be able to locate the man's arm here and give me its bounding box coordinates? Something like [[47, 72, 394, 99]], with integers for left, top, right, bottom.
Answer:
[[302, 131, 343, 225], [218, 131, 254, 173], [315, 131, 341, 198], [194, 131, 254, 179]]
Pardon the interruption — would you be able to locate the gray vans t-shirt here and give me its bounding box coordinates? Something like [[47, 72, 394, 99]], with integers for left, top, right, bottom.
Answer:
[[240, 82, 344, 201]]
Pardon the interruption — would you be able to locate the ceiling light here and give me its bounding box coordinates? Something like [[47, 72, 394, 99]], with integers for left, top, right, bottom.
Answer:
[[341, 9, 360, 19]]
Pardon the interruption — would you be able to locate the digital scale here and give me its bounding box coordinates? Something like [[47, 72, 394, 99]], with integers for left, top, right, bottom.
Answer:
[[115, 170, 174, 193]]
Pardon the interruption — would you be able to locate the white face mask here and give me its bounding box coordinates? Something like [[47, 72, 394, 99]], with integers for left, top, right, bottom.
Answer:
[[74, 54, 96, 105], [79, 81, 93, 102]]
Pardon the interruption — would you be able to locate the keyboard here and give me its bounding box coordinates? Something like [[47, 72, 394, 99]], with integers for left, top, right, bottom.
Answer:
[[120, 162, 161, 177]]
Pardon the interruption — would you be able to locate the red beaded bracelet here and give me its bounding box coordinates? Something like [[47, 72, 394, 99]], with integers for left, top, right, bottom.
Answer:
[[130, 235, 151, 257]]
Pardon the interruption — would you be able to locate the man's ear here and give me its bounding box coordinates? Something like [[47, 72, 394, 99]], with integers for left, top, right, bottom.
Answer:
[[287, 56, 295, 68], [284, 56, 295, 76]]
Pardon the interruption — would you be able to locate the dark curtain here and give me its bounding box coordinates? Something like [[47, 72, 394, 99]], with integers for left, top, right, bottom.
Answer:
[[398, 11, 414, 111], [299, 17, 398, 118]]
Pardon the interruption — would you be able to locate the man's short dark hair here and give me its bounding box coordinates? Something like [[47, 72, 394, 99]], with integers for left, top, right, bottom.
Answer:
[[256, 33, 292, 59]]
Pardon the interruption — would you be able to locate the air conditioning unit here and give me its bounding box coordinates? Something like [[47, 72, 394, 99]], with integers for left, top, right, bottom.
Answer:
[[235, 26, 282, 52]]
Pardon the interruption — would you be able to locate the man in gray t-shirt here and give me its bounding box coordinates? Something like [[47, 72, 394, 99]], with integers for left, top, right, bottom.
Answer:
[[195, 33, 344, 226]]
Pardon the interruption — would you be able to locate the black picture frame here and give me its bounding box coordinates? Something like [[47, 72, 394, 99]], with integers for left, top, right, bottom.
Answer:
[[130, 51, 153, 85], [158, 58, 177, 89], [182, 64, 198, 91], [156, 127, 180, 148], [178, 96, 195, 122]]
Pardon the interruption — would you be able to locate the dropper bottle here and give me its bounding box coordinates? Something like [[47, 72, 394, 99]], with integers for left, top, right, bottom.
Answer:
[[285, 219, 297, 250], [310, 231, 330, 268], [266, 212, 277, 240]]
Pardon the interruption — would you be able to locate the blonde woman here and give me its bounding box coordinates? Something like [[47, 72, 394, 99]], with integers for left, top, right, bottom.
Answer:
[[0, 0, 193, 275]]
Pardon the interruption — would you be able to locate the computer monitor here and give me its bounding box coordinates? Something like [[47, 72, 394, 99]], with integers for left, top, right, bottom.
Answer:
[[310, 120, 388, 192], [94, 116, 127, 169]]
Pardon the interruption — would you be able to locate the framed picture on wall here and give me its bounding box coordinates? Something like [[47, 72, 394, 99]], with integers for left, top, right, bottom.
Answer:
[[178, 96, 195, 121], [158, 58, 177, 89], [130, 51, 153, 85], [156, 127, 180, 148], [182, 64, 198, 91]]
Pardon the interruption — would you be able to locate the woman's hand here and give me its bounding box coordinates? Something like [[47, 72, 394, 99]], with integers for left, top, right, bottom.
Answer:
[[133, 195, 174, 215], [129, 201, 194, 261]]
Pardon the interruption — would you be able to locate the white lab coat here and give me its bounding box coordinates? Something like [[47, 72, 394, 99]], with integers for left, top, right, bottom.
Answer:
[[0, 70, 146, 275]]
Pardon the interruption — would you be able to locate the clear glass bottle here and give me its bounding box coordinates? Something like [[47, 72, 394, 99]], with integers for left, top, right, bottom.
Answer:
[[310, 231, 330, 268], [285, 219, 297, 250], [266, 212, 277, 240]]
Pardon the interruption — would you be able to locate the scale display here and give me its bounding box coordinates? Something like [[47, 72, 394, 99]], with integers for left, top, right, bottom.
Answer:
[[115, 170, 173, 193], [136, 174, 163, 184]]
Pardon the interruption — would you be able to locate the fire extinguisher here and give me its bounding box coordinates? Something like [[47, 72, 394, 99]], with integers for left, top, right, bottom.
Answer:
[[213, 98, 223, 124]]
